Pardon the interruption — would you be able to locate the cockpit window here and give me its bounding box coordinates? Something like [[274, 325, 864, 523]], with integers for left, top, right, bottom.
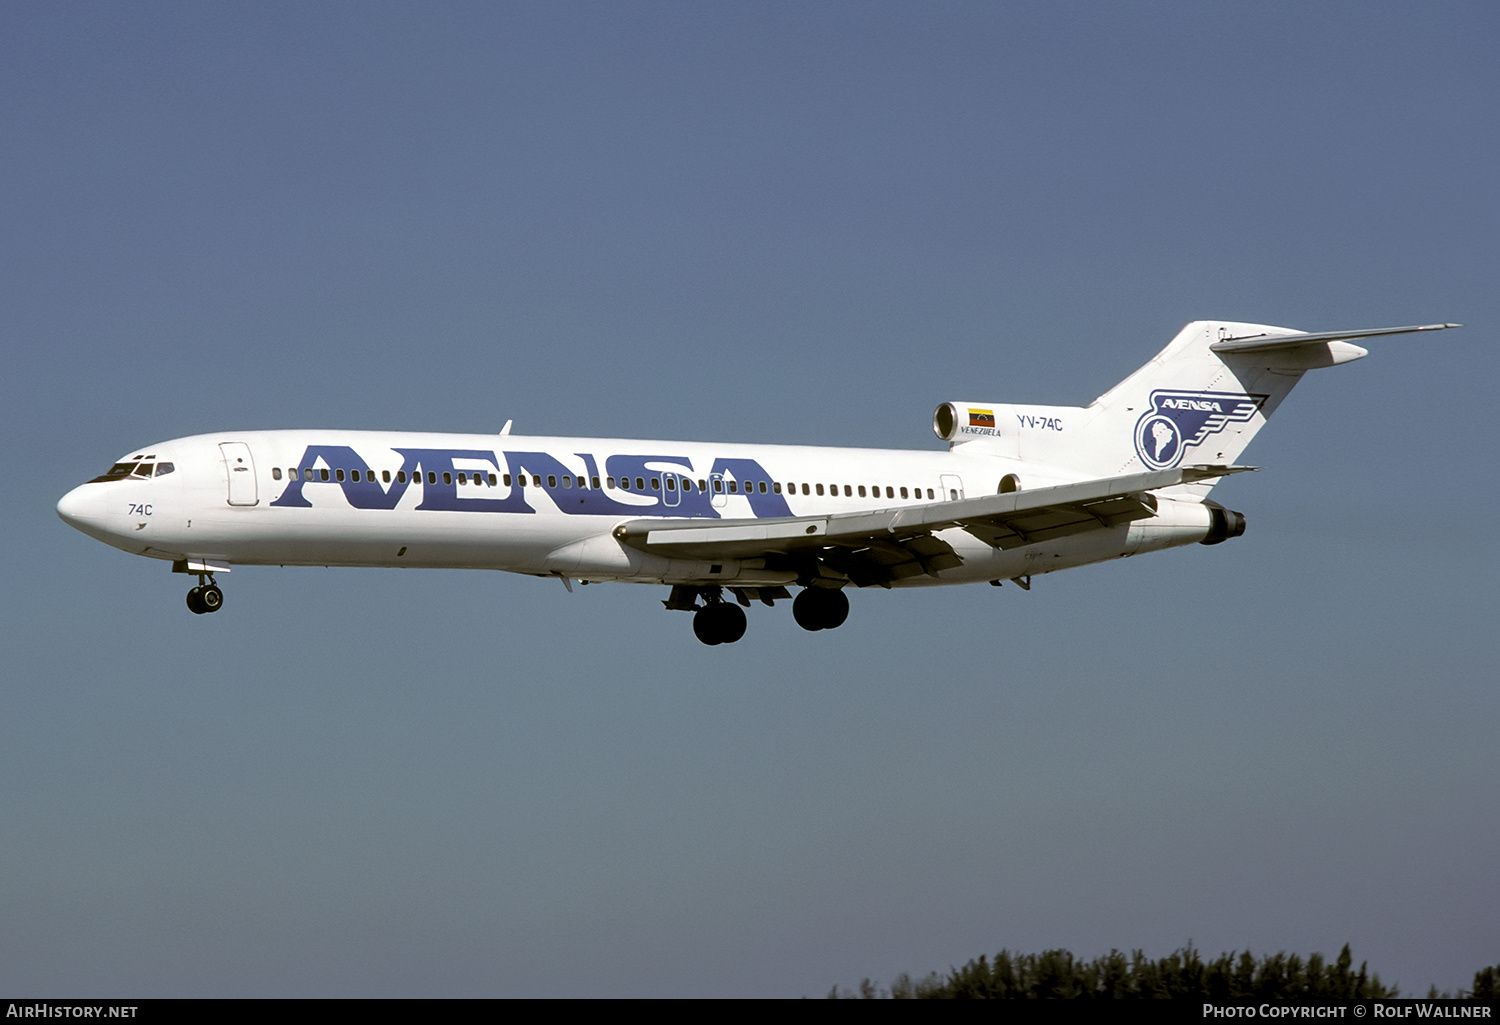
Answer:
[[89, 462, 139, 483], [87, 458, 171, 484]]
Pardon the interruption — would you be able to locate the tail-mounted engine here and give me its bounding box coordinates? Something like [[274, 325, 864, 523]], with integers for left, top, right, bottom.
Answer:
[[1200, 502, 1247, 545], [933, 402, 1007, 442]]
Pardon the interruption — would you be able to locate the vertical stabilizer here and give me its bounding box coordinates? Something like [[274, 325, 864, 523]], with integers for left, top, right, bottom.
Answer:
[[1055, 320, 1457, 493]]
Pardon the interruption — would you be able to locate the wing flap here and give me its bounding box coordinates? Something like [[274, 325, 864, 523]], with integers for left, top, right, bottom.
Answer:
[[615, 464, 1249, 573]]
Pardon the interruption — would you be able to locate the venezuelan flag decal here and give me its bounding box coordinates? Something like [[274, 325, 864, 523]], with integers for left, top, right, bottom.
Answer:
[[968, 408, 996, 428]]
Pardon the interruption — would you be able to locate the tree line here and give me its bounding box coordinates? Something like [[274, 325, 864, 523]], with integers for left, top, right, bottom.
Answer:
[[828, 945, 1499, 999]]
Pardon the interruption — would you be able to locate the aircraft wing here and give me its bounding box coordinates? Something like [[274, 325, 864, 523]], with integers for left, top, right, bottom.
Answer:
[[614, 464, 1251, 587]]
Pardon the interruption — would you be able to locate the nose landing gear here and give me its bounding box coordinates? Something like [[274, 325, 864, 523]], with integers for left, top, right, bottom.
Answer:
[[186, 574, 224, 615]]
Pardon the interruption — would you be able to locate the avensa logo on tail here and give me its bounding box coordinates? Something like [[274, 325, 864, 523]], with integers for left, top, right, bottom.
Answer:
[[1133, 390, 1267, 470]]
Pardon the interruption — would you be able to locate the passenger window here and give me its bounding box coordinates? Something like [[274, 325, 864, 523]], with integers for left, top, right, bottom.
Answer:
[[900, 487, 908, 498], [757, 482, 765, 494], [532, 475, 541, 487], [547, 475, 556, 488], [429, 472, 438, 485], [561, 475, 572, 488], [815, 484, 824, 496], [272, 467, 282, 481], [802, 483, 810, 495], [384, 470, 392, 483], [712, 479, 723, 493], [666, 477, 676, 491], [397, 471, 407, 483], [591, 476, 601, 489], [335, 469, 345, 482], [636, 477, 645, 490], [516, 475, 525, 488], [441, 472, 451, 485], [843, 485, 851, 497], [773, 482, 782, 494], [698, 479, 707, 492], [858, 485, 866, 497], [288, 468, 298, 481], [488, 473, 497, 486], [949, 489, 958, 500], [620, 477, 630, 490], [729, 481, 738, 493], [649, 477, 659, 490], [606, 476, 616, 489], [885, 486, 893, 498], [503, 474, 512, 486], [320, 468, 330, 482]]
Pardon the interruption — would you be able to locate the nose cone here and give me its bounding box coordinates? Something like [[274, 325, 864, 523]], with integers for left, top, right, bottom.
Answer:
[[57, 484, 110, 540]]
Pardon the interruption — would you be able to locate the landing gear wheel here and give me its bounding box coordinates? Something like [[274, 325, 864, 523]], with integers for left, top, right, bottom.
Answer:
[[793, 588, 849, 631], [693, 605, 724, 645], [819, 588, 848, 629], [186, 586, 206, 615], [717, 602, 746, 643], [200, 585, 224, 613], [693, 602, 747, 645]]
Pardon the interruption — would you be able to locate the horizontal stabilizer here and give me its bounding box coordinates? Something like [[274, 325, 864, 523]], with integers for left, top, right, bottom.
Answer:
[[1210, 322, 1459, 354]]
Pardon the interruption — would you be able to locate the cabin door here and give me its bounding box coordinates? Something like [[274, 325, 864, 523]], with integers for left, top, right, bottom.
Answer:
[[220, 442, 259, 506]]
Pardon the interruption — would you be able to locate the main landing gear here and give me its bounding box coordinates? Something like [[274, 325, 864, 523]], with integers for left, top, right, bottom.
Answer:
[[665, 584, 849, 644], [693, 601, 747, 646], [792, 587, 848, 632], [186, 574, 224, 615]]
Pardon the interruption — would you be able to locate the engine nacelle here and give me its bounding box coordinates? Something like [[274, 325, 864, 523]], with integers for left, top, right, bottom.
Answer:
[[933, 401, 1008, 442], [1200, 502, 1247, 545]]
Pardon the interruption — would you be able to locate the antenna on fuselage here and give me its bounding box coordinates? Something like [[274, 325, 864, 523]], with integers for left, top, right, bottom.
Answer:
[[499, 420, 513, 435]]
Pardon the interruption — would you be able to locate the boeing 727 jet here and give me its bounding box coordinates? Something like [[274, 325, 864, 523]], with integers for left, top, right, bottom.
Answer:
[[57, 320, 1455, 644]]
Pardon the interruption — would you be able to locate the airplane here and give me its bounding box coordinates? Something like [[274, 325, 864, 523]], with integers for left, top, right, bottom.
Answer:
[[56, 320, 1456, 644]]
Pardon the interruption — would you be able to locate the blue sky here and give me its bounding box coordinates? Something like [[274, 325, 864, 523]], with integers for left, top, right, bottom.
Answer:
[[3, 1, 1496, 997]]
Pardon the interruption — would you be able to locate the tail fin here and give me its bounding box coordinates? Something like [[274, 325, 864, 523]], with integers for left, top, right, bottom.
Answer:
[[1074, 320, 1456, 488]]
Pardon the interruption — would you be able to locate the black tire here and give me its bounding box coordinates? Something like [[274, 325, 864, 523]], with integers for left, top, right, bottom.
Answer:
[[186, 586, 206, 615], [718, 602, 747, 644], [792, 588, 840, 630], [821, 588, 849, 630], [200, 585, 224, 613], [793, 588, 850, 631], [792, 588, 825, 631], [693, 605, 724, 645]]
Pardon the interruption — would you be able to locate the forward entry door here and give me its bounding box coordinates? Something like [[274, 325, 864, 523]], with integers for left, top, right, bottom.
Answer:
[[220, 442, 259, 506]]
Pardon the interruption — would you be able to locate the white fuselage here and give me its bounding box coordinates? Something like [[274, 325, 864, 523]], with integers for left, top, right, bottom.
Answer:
[[56, 428, 1217, 589]]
